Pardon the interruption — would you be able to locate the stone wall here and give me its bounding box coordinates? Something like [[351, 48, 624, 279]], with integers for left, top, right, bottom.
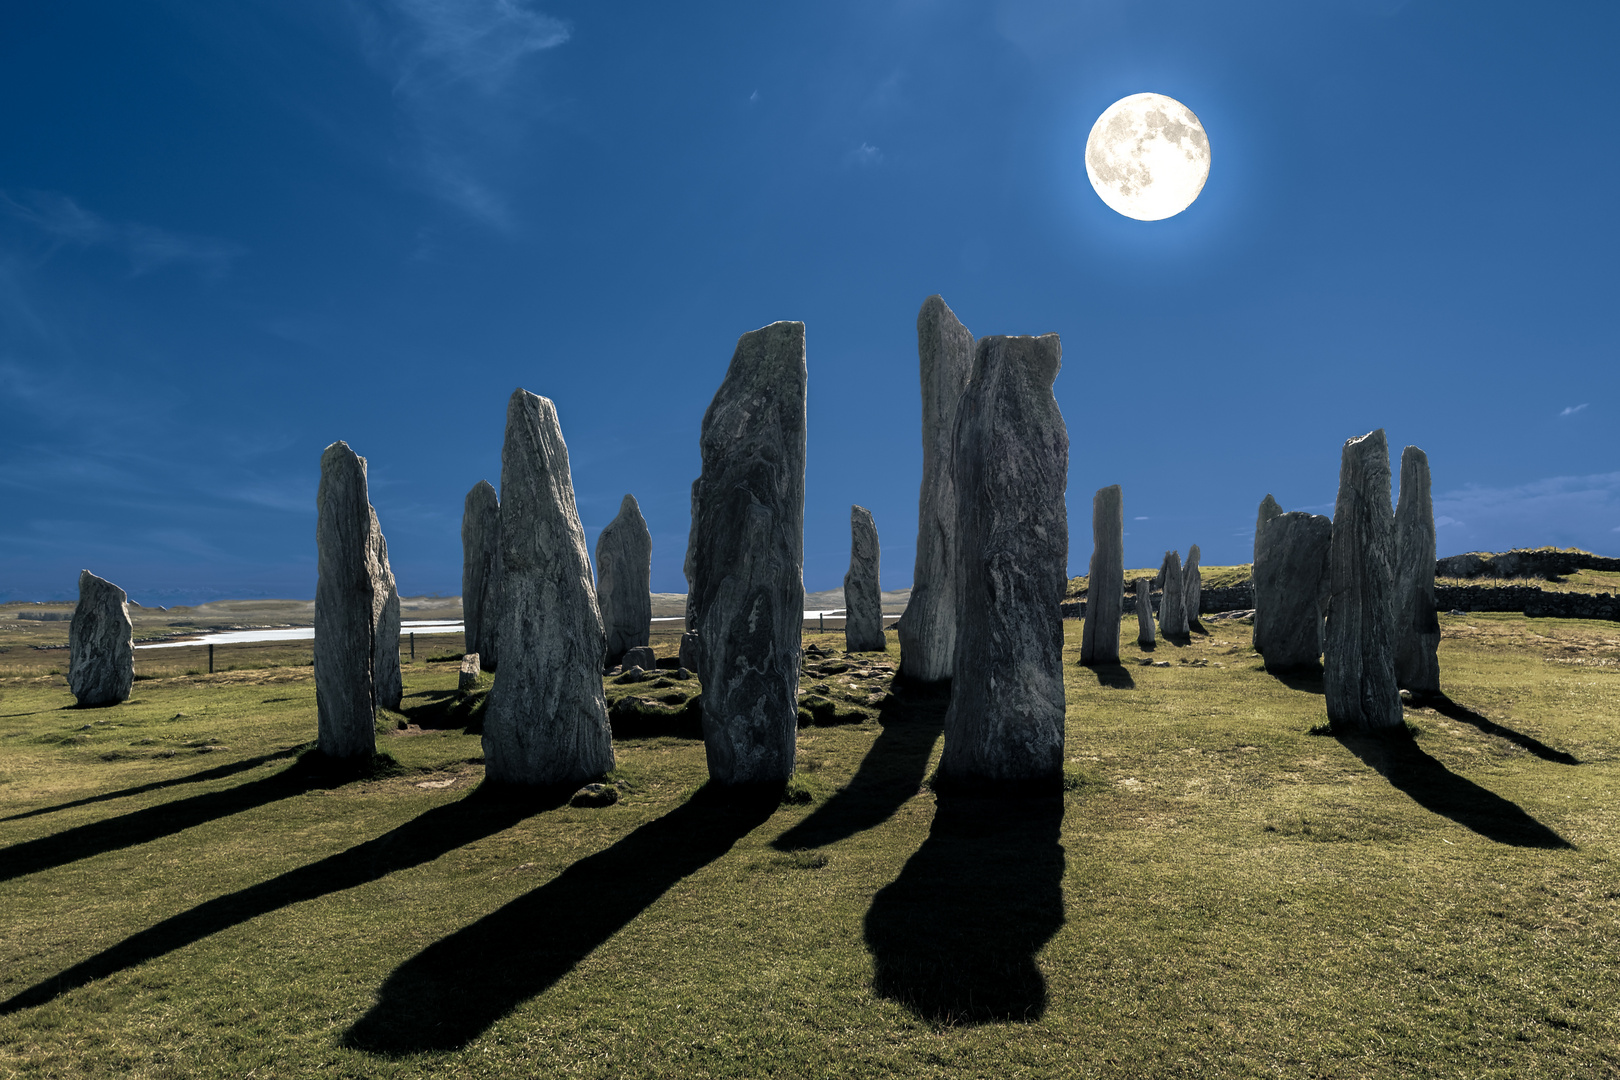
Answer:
[[1436, 549, 1620, 580]]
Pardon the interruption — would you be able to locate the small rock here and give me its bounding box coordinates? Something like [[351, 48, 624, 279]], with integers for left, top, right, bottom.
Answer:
[[615, 666, 647, 684], [570, 782, 620, 808], [1152, 661, 1171, 668], [675, 667, 693, 680], [458, 653, 481, 692], [622, 646, 657, 673]]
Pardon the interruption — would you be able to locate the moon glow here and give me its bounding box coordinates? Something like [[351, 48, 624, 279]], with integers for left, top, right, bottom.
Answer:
[[1085, 93, 1210, 221]]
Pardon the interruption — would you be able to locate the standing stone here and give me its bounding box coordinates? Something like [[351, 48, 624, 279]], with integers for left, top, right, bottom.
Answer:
[[1182, 543, 1203, 628], [1253, 511, 1332, 671], [459, 654, 481, 692], [461, 480, 502, 672], [937, 334, 1068, 785], [68, 570, 133, 706], [1323, 429, 1403, 732], [1157, 550, 1188, 639], [899, 295, 975, 683], [1134, 578, 1156, 646], [623, 645, 657, 673], [684, 321, 807, 785], [315, 441, 396, 760], [483, 390, 615, 786], [845, 505, 887, 653], [1255, 494, 1283, 566], [679, 630, 701, 673], [596, 493, 653, 668], [1394, 446, 1441, 695], [1080, 485, 1123, 665]]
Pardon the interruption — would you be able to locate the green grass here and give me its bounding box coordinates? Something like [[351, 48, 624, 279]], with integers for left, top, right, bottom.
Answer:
[[1069, 564, 1254, 597], [1, 617, 1617, 1077]]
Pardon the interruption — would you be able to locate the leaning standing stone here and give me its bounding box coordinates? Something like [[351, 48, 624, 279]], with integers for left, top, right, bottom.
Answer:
[[1157, 550, 1188, 639], [684, 321, 807, 785], [1182, 543, 1203, 629], [1323, 429, 1403, 732], [596, 493, 653, 668], [938, 334, 1068, 786], [898, 295, 974, 683], [461, 480, 502, 672], [1134, 578, 1156, 646], [1394, 445, 1441, 695], [482, 390, 615, 786], [1080, 484, 1123, 665], [68, 570, 133, 706], [1253, 511, 1332, 671], [845, 505, 887, 653], [371, 514, 402, 712]]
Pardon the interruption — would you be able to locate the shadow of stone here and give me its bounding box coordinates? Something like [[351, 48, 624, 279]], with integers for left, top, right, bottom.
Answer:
[[1336, 731, 1573, 849], [1270, 665, 1325, 694], [863, 789, 1065, 1025], [772, 680, 947, 852], [607, 693, 703, 740], [398, 688, 487, 734], [1083, 663, 1136, 690], [1422, 694, 1579, 765], [342, 783, 780, 1055], [0, 783, 556, 1015]]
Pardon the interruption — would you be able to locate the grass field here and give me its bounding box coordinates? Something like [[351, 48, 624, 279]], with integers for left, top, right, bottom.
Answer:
[[1, 614, 1617, 1078]]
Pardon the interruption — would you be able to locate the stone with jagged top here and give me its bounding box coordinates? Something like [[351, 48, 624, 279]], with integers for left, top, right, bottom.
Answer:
[[68, 570, 133, 706], [1323, 429, 1403, 731]]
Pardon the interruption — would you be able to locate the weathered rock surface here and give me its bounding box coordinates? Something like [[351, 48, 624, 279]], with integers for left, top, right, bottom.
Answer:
[[315, 441, 395, 760], [679, 630, 701, 673], [1134, 578, 1156, 646], [1157, 550, 1188, 639], [1255, 494, 1283, 565], [68, 570, 133, 706], [684, 321, 807, 785], [623, 645, 657, 673], [1253, 511, 1332, 671], [845, 505, 887, 653], [1081, 485, 1123, 665], [938, 333, 1068, 785], [1394, 445, 1441, 694], [483, 390, 615, 786], [899, 295, 974, 683], [1324, 429, 1403, 731], [596, 493, 653, 668], [459, 654, 481, 692], [1183, 543, 1203, 627], [461, 480, 501, 672]]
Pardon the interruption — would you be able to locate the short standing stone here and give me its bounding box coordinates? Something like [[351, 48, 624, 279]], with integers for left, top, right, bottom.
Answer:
[[483, 390, 615, 786], [1253, 511, 1332, 671], [596, 493, 652, 668], [1394, 445, 1441, 695], [1323, 429, 1403, 732], [1081, 485, 1123, 665], [938, 333, 1068, 785], [1135, 578, 1156, 646], [623, 646, 657, 673], [68, 570, 133, 706], [679, 630, 701, 673], [684, 321, 806, 785], [899, 295, 975, 683], [462, 480, 501, 672], [459, 654, 481, 692], [1182, 544, 1203, 628], [370, 513, 402, 712], [1157, 550, 1188, 639], [844, 505, 887, 653]]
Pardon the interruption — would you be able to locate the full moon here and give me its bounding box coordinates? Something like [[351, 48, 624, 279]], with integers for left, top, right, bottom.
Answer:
[[1085, 93, 1210, 221]]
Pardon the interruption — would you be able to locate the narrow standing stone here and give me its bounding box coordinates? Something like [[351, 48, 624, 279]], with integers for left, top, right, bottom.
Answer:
[[1394, 446, 1441, 695], [684, 321, 807, 785], [596, 493, 653, 668], [844, 505, 887, 653], [1080, 485, 1123, 665], [1253, 494, 1285, 655], [461, 480, 502, 672], [371, 516, 402, 712], [1324, 429, 1403, 732], [1253, 511, 1332, 671], [899, 295, 974, 683], [938, 334, 1068, 786], [483, 390, 615, 786], [1157, 550, 1188, 639], [1182, 543, 1203, 629], [68, 570, 133, 706], [1135, 578, 1156, 646]]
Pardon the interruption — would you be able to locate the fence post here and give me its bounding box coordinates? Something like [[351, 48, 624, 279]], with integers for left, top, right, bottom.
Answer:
[[410, 632, 416, 661], [208, 644, 214, 674], [819, 612, 824, 635]]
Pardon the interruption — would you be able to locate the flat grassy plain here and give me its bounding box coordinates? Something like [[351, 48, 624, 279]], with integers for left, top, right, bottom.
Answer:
[[1, 615, 1617, 1078]]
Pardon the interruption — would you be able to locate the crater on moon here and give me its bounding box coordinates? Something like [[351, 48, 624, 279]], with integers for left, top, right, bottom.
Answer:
[[1086, 93, 1210, 221]]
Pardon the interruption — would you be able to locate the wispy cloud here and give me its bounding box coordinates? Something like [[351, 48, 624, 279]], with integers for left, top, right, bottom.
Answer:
[[850, 142, 884, 167], [1433, 470, 1620, 554], [1, 190, 243, 278], [1559, 403, 1588, 417], [390, 0, 569, 93]]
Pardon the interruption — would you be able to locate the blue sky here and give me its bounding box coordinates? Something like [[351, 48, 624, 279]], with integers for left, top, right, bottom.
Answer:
[[2, 0, 1616, 604]]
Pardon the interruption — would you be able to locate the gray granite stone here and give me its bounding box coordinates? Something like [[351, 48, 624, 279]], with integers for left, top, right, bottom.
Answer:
[[679, 630, 701, 673], [596, 493, 652, 668], [1134, 578, 1156, 646], [844, 505, 887, 653], [68, 570, 133, 706], [623, 645, 657, 673], [371, 513, 402, 712], [1157, 550, 1188, 639], [459, 654, 481, 692], [461, 480, 501, 672], [1394, 445, 1441, 694], [1255, 494, 1283, 566], [1324, 429, 1403, 731], [1253, 511, 1332, 671], [1081, 485, 1124, 665], [1183, 543, 1203, 628]]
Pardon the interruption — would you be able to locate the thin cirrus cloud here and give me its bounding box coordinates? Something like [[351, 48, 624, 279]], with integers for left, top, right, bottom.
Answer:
[[1559, 403, 1589, 417], [0, 190, 243, 278], [1432, 470, 1620, 553]]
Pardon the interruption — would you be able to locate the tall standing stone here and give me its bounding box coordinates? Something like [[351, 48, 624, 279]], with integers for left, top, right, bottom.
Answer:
[[1253, 511, 1332, 671], [315, 441, 395, 760], [937, 334, 1068, 786], [1157, 550, 1188, 639], [684, 321, 807, 785], [1323, 429, 1403, 732], [482, 390, 615, 786], [68, 570, 133, 706], [461, 480, 502, 672], [1255, 494, 1283, 566], [844, 505, 887, 653], [1134, 578, 1156, 646], [1394, 446, 1441, 695], [596, 493, 653, 668], [898, 295, 974, 684], [1182, 543, 1203, 628], [1080, 485, 1123, 665]]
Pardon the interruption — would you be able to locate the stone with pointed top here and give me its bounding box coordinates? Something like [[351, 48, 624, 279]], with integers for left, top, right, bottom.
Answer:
[[1324, 429, 1403, 731], [1081, 485, 1123, 665], [1394, 445, 1441, 694], [68, 570, 133, 706], [1182, 543, 1203, 628], [596, 493, 653, 668], [844, 505, 887, 653]]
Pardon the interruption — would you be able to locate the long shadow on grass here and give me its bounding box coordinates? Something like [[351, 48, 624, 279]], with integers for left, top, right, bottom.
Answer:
[[0, 783, 552, 1014], [0, 748, 376, 884], [863, 790, 1065, 1024], [771, 678, 948, 852], [1337, 732, 1572, 849], [1423, 694, 1579, 765], [343, 784, 779, 1055], [0, 746, 307, 824], [1084, 663, 1136, 689]]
